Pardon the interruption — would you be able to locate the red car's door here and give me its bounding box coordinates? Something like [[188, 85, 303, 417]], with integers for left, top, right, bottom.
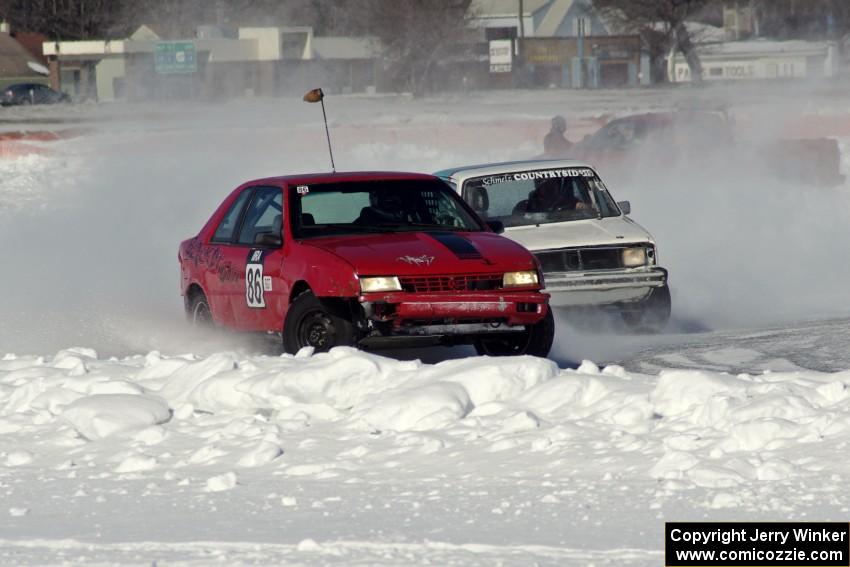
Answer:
[[202, 187, 254, 327], [228, 185, 287, 331]]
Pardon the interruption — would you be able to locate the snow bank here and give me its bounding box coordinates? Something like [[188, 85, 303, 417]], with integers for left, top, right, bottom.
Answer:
[[647, 368, 850, 487], [2, 347, 850, 504], [62, 394, 171, 441], [2, 343, 850, 565], [357, 381, 472, 432]]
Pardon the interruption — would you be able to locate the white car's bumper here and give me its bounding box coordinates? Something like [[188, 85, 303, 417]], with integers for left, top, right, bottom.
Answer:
[[544, 267, 667, 307]]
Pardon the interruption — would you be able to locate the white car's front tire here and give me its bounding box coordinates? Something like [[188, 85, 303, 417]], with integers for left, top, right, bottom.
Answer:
[[621, 285, 671, 333]]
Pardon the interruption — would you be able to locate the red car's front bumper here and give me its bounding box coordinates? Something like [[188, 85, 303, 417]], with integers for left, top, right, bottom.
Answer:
[[359, 290, 549, 330]]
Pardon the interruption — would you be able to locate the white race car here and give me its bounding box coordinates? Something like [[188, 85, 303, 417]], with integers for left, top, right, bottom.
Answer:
[[434, 160, 670, 331]]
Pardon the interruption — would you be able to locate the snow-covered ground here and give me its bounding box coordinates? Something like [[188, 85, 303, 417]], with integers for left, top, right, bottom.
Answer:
[[3, 330, 850, 566], [2, 85, 850, 565]]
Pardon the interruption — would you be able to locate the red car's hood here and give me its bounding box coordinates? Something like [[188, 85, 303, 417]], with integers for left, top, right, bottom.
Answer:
[[302, 231, 536, 276]]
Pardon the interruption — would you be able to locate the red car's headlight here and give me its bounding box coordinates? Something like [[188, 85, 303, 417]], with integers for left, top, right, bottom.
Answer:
[[503, 271, 539, 288]]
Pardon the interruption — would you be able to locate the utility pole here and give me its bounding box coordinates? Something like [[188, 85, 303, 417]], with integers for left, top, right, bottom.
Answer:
[[516, 0, 525, 86], [577, 17, 585, 88], [750, 0, 760, 37], [518, 0, 525, 39]]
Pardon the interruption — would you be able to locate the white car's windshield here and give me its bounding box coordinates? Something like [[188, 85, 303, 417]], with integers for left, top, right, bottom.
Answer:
[[461, 167, 620, 227]]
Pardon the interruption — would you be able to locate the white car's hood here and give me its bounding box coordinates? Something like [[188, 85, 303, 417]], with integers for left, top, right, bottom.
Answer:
[[504, 216, 654, 252]]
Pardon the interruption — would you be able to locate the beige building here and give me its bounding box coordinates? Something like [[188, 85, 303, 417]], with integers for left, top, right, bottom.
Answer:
[[43, 25, 380, 102]]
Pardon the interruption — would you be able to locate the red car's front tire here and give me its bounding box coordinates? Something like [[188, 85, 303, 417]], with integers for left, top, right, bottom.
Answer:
[[474, 308, 554, 358], [283, 291, 356, 354]]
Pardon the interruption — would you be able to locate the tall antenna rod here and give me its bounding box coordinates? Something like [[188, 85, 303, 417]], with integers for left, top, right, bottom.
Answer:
[[303, 88, 336, 173], [319, 96, 336, 173]]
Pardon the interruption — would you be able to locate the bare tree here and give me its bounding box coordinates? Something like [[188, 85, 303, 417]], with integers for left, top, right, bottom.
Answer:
[[593, 0, 715, 83], [114, 0, 267, 39], [751, 0, 850, 39], [0, 0, 117, 39], [0, 0, 280, 39], [353, 0, 474, 96]]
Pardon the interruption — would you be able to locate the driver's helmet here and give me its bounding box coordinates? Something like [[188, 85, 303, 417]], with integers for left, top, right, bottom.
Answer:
[[551, 115, 567, 133], [534, 180, 560, 204], [532, 179, 575, 210], [370, 187, 405, 219]]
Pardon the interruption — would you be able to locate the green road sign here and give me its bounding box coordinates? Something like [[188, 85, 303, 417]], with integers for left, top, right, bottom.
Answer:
[[154, 42, 197, 74]]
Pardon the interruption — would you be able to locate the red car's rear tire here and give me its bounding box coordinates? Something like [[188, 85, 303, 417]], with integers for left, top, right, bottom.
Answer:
[[188, 291, 213, 327], [283, 291, 356, 354], [474, 308, 554, 358]]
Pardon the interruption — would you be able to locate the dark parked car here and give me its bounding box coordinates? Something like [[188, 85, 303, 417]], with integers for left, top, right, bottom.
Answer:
[[1, 83, 70, 106]]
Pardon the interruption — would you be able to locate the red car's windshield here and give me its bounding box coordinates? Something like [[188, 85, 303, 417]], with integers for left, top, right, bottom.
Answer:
[[290, 179, 485, 239]]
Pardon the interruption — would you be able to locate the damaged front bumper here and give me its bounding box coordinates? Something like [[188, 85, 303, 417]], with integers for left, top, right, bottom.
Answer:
[[544, 267, 668, 307], [357, 290, 548, 346]]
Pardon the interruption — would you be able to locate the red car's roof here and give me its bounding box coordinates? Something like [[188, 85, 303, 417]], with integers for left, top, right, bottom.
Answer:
[[244, 171, 438, 187]]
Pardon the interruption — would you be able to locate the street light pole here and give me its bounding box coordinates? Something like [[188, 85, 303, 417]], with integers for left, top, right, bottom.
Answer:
[[518, 0, 525, 39], [517, 0, 525, 86]]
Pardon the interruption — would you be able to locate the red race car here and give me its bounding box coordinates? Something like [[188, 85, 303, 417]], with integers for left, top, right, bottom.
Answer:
[[178, 172, 554, 357]]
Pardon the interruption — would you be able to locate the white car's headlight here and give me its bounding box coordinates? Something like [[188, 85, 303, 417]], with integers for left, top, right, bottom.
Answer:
[[503, 271, 539, 288], [359, 276, 401, 293], [622, 247, 647, 268]]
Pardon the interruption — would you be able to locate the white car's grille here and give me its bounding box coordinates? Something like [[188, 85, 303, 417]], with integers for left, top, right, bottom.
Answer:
[[535, 246, 645, 272]]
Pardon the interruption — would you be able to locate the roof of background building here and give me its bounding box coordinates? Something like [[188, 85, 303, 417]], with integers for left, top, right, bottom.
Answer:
[[697, 38, 834, 56], [472, 0, 609, 38], [536, 0, 576, 37], [131, 25, 161, 41], [470, 0, 550, 18], [11, 32, 48, 63], [0, 32, 41, 77]]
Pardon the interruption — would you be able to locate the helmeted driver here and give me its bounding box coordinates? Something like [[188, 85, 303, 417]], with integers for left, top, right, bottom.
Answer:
[[526, 179, 587, 212], [356, 187, 408, 224]]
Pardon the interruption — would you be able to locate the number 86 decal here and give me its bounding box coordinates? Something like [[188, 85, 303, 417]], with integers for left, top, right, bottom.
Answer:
[[246, 263, 265, 308]]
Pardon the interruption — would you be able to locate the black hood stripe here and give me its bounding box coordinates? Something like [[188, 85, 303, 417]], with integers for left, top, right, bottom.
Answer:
[[428, 232, 483, 260]]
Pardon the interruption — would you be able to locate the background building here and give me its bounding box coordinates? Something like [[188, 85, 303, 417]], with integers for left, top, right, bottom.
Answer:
[[468, 0, 648, 89], [668, 39, 840, 82], [723, 1, 756, 40], [43, 25, 380, 102], [0, 22, 48, 89], [469, 0, 610, 39]]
